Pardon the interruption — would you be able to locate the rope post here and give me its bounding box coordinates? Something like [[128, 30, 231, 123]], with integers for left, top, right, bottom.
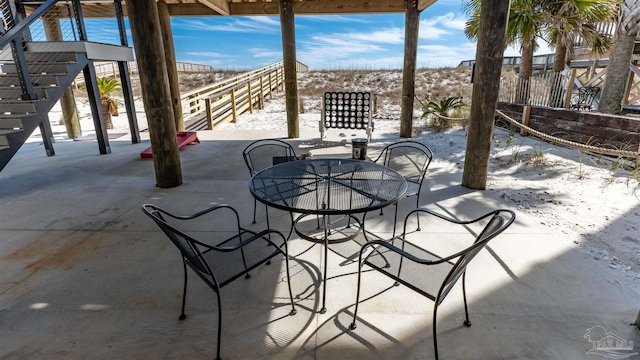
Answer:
[[521, 105, 531, 137], [373, 93, 378, 113]]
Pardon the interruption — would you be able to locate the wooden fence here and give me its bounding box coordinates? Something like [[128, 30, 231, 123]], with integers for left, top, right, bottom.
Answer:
[[74, 61, 215, 86], [182, 60, 308, 130], [499, 71, 574, 108]]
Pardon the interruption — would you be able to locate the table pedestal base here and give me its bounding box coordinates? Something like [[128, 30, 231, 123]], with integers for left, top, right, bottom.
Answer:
[[293, 214, 362, 243], [293, 213, 364, 313]]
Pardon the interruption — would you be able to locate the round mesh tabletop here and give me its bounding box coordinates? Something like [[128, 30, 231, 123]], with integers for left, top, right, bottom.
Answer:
[[249, 158, 408, 215]]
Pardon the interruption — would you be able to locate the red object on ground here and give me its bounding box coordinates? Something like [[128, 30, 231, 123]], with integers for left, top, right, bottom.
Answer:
[[140, 131, 200, 159]]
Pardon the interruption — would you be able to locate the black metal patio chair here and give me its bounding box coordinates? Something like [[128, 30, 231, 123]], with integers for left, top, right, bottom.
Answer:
[[571, 86, 600, 111], [243, 139, 299, 225], [142, 203, 297, 360], [349, 208, 515, 360], [372, 140, 433, 238]]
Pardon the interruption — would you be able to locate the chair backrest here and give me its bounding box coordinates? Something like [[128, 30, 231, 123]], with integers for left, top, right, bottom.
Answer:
[[142, 204, 211, 276], [243, 139, 298, 176], [436, 210, 515, 304], [578, 87, 600, 106], [375, 140, 433, 185]]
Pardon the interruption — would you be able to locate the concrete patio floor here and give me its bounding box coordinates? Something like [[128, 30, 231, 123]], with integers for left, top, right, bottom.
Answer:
[[1, 129, 639, 360]]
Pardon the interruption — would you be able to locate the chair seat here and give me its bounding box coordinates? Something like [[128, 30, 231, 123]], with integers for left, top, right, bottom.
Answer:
[[202, 230, 286, 287], [403, 182, 420, 198], [364, 238, 454, 300]]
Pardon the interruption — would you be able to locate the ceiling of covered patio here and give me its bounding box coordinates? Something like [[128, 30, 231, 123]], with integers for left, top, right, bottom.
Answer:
[[34, 0, 439, 17]]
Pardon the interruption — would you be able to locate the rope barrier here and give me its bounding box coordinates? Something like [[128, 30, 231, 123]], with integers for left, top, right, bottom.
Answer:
[[428, 111, 469, 122], [415, 95, 639, 162], [495, 110, 640, 159]]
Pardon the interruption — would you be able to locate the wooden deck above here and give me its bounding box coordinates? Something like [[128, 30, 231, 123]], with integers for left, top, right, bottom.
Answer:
[[24, 0, 438, 17]]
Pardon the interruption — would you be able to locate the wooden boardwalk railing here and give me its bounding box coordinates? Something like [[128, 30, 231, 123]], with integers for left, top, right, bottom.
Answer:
[[182, 60, 308, 130], [74, 61, 215, 86]]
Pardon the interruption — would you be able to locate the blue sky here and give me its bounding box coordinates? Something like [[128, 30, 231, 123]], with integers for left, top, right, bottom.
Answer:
[[162, 0, 553, 71]]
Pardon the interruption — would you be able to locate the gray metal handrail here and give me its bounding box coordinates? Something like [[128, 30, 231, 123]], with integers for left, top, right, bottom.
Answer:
[[0, 0, 59, 49]]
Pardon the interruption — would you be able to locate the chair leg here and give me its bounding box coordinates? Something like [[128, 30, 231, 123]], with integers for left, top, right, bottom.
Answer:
[[391, 203, 398, 239], [179, 260, 188, 320], [265, 204, 270, 228], [215, 291, 223, 360], [415, 197, 421, 231], [462, 272, 472, 327], [283, 245, 298, 316], [320, 215, 329, 314], [433, 302, 439, 360], [253, 198, 257, 224], [349, 255, 365, 330]]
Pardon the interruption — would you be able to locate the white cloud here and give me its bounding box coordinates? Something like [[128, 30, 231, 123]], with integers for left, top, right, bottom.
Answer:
[[418, 43, 477, 67], [438, 13, 468, 30], [249, 48, 282, 59], [174, 18, 279, 33], [504, 40, 554, 57], [297, 15, 370, 23], [419, 12, 468, 39], [297, 35, 387, 69], [185, 52, 229, 57], [248, 16, 280, 26], [347, 28, 404, 44]]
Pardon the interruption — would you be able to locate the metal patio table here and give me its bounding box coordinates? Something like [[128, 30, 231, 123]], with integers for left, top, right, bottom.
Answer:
[[249, 158, 407, 313]]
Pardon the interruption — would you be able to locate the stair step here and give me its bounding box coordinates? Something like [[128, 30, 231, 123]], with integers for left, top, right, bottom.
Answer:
[[0, 101, 37, 113], [0, 85, 50, 100], [2, 63, 71, 74], [0, 117, 25, 129], [0, 74, 62, 86], [0, 128, 20, 135], [24, 52, 78, 63], [0, 135, 8, 148]]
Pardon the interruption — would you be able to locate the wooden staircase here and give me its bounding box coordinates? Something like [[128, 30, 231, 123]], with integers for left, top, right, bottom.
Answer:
[[0, 47, 90, 170]]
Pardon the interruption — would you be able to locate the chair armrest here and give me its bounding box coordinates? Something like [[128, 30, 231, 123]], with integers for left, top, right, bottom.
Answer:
[[214, 229, 287, 252], [145, 203, 243, 236], [403, 208, 500, 228], [361, 239, 436, 265]]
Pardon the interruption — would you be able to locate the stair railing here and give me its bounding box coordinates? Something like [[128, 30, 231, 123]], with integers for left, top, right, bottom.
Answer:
[[0, 0, 88, 101]]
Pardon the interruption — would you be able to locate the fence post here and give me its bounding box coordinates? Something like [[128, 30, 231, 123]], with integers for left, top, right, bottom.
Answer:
[[259, 76, 265, 109], [564, 69, 576, 108], [274, 69, 279, 92], [268, 73, 273, 98], [248, 80, 253, 114], [521, 105, 531, 137], [189, 94, 197, 114], [373, 93, 378, 113], [205, 98, 213, 130], [231, 89, 237, 123]]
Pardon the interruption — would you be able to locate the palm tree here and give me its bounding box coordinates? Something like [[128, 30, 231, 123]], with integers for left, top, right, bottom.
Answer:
[[421, 96, 467, 130], [545, 0, 616, 73], [599, 0, 640, 114], [97, 77, 121, 130], [544, 0, 616, 107], [465, 0, 546, 104]]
